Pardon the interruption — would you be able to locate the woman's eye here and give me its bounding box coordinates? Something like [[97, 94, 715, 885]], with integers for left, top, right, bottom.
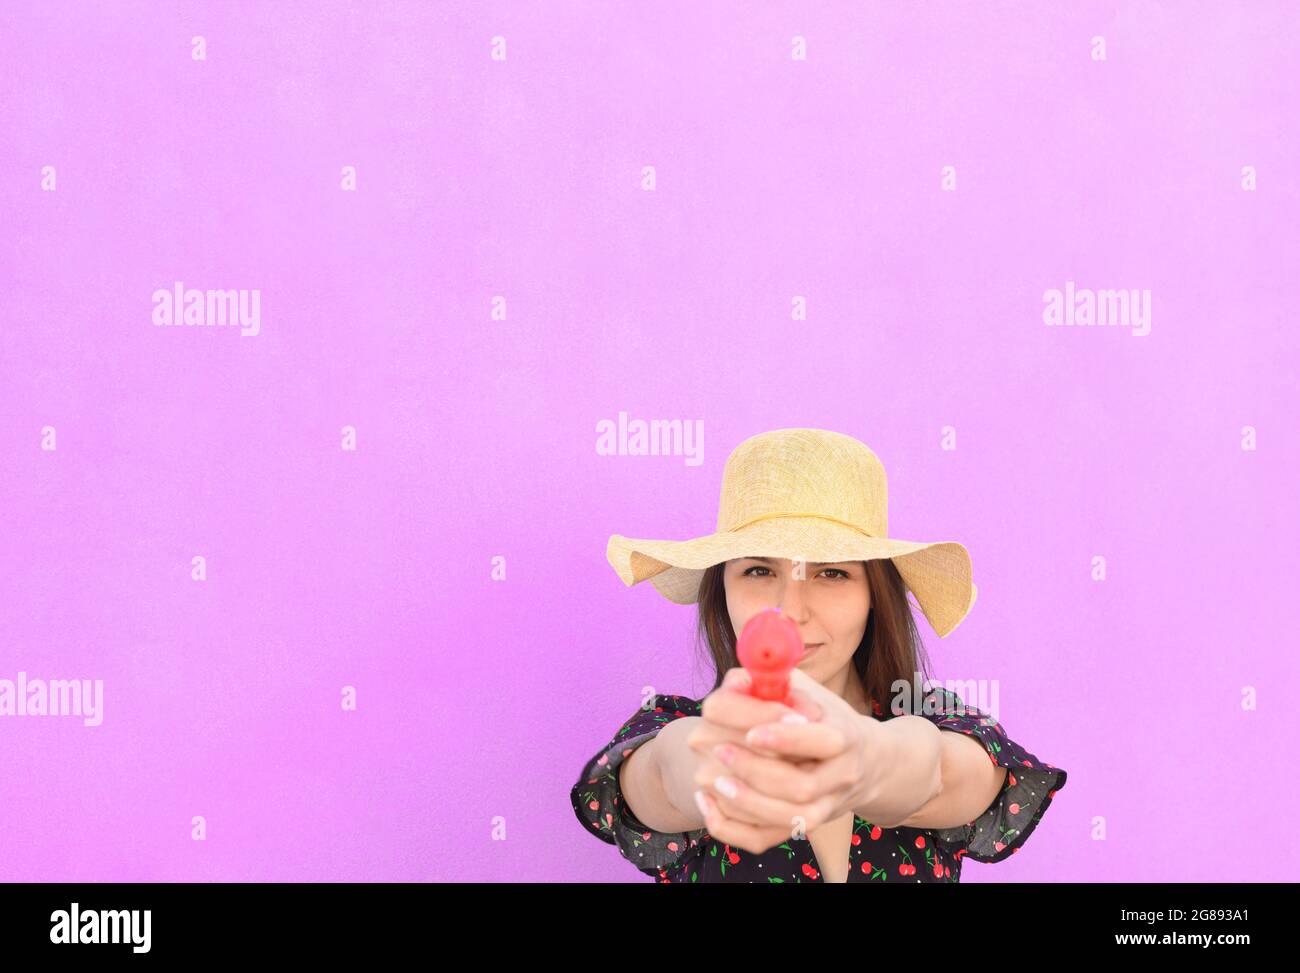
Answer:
[[742, 565, 848, 579]]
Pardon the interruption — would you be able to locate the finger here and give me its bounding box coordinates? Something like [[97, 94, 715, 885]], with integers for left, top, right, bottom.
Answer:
[[708, 775, 822, 836], [685, 722, 777, 758], [743, 720, 847, 761], [707, 746, 842, 829], [787, 666, 819, 690], [690, 719, 791, 761], [694, 787, 715, 826], [688, 715, 791, 762], [721, 667, 752, 692], [693, 754, 778, 827], [701, 685, 810, 732], [697, 796, 794, 857], [783, 686, 824, 722], [787, 666, 834, 704]]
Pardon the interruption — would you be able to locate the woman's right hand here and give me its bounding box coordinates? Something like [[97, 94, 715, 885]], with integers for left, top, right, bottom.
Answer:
[[687, 667, 823, 757], [684, 667, 823, 841]]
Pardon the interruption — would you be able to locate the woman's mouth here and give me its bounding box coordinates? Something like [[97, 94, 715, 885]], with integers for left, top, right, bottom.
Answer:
[[801, 643, 823, 659]]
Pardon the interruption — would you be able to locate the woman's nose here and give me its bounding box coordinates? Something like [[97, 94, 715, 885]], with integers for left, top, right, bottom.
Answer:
[[777, 573, 811, 620]]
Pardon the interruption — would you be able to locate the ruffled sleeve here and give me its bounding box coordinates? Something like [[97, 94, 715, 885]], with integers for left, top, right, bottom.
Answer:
[[917, 687, 1067, 864], [570, 694, 707, 877]]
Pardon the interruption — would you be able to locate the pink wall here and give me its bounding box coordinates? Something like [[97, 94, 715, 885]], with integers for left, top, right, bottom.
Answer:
[[1, 1, 1296, 882]]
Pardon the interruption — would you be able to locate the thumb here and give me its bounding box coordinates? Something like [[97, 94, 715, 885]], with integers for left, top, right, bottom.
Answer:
[[784, 668, 826, 721], [722, 666, 752, 692], [784, 689, 824, 722]]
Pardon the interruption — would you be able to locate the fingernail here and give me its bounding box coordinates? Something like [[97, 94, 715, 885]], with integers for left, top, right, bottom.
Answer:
[[747, 727, 773, 746], [694, 789, 710, 818], [781, 712, 808, 724], [714, 776, 738, 799], [713, 744, 735, 765]]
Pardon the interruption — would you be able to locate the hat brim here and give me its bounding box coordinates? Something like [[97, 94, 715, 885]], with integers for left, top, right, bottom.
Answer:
[[606, 517, 976, 638]]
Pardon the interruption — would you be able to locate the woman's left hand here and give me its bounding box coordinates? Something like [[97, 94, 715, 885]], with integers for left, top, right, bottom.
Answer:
[[698, 666, 891, 849]]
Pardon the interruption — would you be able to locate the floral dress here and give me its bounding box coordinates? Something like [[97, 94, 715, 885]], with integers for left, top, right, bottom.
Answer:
[[571, 688, 1067, 882]]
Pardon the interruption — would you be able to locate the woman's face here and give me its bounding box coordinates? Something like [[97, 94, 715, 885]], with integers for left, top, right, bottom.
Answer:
[[722, 557, 870, 686]]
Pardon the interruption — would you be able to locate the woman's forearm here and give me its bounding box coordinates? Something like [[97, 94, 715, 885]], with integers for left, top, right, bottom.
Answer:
[[852, 714, 943, 828], [649, 715, 707, 826], [618, 716, 705, 833]]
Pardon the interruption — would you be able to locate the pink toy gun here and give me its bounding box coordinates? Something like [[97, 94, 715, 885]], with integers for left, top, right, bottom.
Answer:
[[735, 608, 802, 705]]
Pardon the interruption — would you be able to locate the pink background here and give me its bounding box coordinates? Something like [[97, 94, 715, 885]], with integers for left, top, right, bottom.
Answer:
[[1, 1, 1296, 882]]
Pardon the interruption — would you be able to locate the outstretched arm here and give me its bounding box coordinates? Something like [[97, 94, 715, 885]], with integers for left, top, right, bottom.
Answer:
[[896, 721, 1008, 830]]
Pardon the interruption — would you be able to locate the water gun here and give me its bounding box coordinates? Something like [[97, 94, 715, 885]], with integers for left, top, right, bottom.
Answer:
[[735, 607, 802, 706]]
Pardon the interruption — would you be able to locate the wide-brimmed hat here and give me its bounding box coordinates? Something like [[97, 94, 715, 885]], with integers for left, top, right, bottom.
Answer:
[[606, 428, 977, 638]]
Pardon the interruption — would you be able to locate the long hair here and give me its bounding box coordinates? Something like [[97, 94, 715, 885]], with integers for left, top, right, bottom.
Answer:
[[693, 559, 935, 716]]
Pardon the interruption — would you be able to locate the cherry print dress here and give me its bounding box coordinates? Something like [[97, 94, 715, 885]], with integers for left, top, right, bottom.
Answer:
[[571, 688, 1067, 882]]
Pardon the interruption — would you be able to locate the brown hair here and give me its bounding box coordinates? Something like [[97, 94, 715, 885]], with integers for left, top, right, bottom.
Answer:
[[693, 559, 935, 716]]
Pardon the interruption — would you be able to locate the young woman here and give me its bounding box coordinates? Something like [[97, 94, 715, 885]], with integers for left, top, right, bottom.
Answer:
[[571, 428, 1067, 882]]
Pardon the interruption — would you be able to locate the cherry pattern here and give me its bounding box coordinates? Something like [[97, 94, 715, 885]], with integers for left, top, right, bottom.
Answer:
[[572, 689, 1067, 882]]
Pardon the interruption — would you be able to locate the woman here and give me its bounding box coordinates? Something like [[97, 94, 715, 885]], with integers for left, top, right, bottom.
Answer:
[[571, 428, 1067, 882]]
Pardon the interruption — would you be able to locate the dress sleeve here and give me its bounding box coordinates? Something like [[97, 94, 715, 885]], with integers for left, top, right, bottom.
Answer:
[[917, 687, 1067, 864], [570, 694, 706, 877]]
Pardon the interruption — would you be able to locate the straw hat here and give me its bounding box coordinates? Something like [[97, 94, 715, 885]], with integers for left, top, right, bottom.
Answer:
[[606, 428, 977, 638]]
